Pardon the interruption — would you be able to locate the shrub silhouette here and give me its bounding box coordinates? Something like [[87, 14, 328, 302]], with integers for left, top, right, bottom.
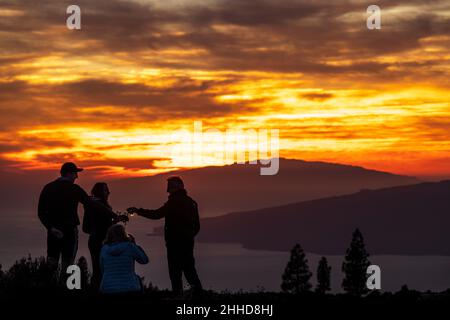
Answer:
[[342, 228, 371, 296], [1, 255, 58, 293], [281, 244, 312, 293], [316, 257, 331, 294]]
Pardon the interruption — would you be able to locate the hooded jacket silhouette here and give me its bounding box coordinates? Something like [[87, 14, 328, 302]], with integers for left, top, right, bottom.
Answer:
[[100, 241, 149, 293], [136, 189, 200, 244]]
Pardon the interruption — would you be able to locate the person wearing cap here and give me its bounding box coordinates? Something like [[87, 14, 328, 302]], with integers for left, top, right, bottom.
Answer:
[[127, 176, 203, 296], [38, 162, 96, 273]]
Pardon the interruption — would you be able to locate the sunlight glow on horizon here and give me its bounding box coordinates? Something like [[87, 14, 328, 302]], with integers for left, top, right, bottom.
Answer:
[[0, 0, 449, 178]]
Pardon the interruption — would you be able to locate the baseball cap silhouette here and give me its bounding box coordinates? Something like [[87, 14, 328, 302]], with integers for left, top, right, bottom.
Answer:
[[60, 162, 84, 175]]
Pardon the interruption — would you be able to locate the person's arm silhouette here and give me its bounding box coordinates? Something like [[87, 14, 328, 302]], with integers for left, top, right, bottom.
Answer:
[[193, 200, 200, 236], [38, 185, 51, 230], [127, 204, 168, 220], [38, 185, 64, 239], [131, 243, 149, 265]]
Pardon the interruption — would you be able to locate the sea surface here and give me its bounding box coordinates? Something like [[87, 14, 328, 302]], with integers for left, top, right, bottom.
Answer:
[[1, 212, 450, 292]]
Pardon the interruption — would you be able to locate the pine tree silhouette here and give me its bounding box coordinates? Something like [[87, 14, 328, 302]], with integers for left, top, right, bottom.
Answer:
[[316, 257, 331, 294], [281, 244, 312, 293], [342, 228, 371, 296]]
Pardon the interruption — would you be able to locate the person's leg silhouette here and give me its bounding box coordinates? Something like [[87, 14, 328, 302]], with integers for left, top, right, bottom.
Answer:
[[60, 227, 78, 284], [167, 244, 183, 295], [47, 230, 62, 273], [88, 236, 103, 290], [181, 241, 202, 292]]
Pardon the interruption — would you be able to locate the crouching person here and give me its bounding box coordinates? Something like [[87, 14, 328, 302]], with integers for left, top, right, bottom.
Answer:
[[100, 224, 149, 294]]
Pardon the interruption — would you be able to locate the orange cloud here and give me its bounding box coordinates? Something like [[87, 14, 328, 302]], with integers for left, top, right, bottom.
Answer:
[[0, 0, 449, 178]]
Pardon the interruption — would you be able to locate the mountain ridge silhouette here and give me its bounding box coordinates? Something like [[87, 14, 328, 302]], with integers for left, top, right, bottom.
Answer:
[[109, 158, 419, 217], [190, 180, 450, 255]]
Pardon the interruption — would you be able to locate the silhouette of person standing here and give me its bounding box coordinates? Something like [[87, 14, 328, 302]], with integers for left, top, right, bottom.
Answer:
[[127, 176, 203, 295], [38, 162, 93, 275], [82, 182, 128, 290]]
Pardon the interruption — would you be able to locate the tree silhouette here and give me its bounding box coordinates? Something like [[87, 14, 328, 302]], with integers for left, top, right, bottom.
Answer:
[[342, 228, 371, 296], [281, 244, 312, 293], [1, 256, 58, 292], [316, 257, 331, 294], [76, 256, 90, 290]]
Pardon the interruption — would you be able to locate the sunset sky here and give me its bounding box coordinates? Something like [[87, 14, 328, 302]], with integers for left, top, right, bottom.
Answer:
[[0, 0, 449, 179]]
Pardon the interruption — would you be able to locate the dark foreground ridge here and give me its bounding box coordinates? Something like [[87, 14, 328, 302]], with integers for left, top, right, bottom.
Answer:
[[1, 288, 449, 319], [1, 254, 448, 318]]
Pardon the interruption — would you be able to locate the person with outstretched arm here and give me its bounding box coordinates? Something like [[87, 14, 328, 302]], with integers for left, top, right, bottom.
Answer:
[[83, 182, 129, 291], [38, 162, 117, 277], [127, 176, 203, 296]]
